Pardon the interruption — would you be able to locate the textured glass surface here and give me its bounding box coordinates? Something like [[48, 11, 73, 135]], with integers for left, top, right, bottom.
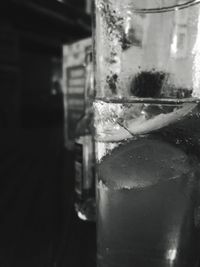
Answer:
[[95, 0, 200, 99]]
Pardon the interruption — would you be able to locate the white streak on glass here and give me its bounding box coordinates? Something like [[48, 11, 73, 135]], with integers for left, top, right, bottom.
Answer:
[[192, 6, 200, 98]]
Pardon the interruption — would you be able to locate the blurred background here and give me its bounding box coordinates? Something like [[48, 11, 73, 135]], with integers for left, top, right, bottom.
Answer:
[[0, 1, 96, 266]]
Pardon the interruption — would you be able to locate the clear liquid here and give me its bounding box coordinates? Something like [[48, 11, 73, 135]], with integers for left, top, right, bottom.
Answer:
[[94, 98, 200, 267]]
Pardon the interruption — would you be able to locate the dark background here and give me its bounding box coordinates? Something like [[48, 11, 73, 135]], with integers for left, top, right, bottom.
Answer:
[[0, 1, 96, 266]]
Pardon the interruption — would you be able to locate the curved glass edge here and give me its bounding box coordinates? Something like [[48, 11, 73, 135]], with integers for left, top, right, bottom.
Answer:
[[129, 0, 200, 13], [94, 96, 200, 104]]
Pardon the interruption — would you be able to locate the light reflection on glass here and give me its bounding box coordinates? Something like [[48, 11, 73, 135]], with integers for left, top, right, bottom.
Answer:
[[171, 33, 178, 56], [77, 211, 87, 221], [166, 248, 177, 261], [192, 6, 200, 97]]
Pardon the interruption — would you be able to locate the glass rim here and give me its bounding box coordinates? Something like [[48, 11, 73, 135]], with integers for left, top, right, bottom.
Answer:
[[130, 0, 200, 13]]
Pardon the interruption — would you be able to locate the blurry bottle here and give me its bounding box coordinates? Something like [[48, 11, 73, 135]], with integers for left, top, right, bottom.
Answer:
[[74, 47, 96, 221]]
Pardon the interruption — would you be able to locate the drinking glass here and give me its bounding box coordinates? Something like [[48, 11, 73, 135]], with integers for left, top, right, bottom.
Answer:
[[93, 0, 200, 266]]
